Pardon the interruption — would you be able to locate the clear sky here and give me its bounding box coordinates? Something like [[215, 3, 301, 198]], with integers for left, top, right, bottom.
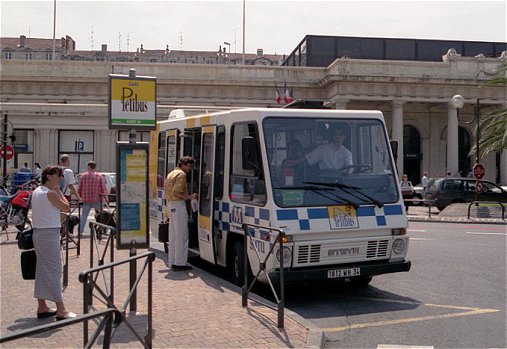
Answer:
[[1, 0, 505, 55]]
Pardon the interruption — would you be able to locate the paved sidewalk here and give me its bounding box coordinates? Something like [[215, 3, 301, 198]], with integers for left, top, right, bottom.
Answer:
[[0, 228, 317, 348], [407, 202, 507, 224]]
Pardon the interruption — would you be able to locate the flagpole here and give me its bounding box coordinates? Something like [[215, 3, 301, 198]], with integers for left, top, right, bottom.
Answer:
[[242, 0, 245, 65], [52, 0, 56, 61]]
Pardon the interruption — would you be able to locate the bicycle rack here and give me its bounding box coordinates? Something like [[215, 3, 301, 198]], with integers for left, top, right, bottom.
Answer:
[[79, 251, 155, 348], [241, 223, 286, 328], [0, 308, 122, 349], [467, 201, 505, 220], [88, 221, 116, 306], [61, 200, 82, 287]]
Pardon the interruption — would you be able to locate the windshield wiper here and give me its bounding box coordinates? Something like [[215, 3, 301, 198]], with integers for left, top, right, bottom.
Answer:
[[303, 181, 384, 208], [274, 185, 360, 208]]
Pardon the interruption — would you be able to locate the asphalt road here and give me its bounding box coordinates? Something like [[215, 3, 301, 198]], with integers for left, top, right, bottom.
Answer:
[[275, 221, 506, 348]]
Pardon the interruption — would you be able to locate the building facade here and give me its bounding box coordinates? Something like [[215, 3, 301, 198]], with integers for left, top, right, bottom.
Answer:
[[1, 35, 283, 66], [0, 40, 506, 185]]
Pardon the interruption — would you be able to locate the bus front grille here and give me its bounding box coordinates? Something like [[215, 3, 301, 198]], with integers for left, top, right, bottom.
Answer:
[[367, 240, 389, 258], [297, 245, 321, 264]]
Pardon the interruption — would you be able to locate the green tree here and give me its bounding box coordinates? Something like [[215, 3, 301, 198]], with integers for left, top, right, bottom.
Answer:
[[469, 62, 507, 160]]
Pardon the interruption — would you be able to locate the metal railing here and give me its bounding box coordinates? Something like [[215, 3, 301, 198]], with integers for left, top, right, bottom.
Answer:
[[61, 200, 82, 287], [79, 251, 155, 348], [404, 198, 435, 217], [88, 221, 116, 306], [0, 308, 122, 349], [241, 223, 286, 328], [467, 201, 505, 220]]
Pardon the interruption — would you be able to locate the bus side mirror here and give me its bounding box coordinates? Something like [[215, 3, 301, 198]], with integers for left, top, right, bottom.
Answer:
[[242, 136, 259, 171]]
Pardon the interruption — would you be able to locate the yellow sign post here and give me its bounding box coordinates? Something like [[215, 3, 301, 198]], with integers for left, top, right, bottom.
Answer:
[[109, 73, 156, 130]]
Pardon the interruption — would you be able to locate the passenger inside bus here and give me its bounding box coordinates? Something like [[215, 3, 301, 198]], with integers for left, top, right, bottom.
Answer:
[[280, 138, 305, 186]]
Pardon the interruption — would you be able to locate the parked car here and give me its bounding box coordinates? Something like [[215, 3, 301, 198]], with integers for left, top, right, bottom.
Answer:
[[424, 177, 507, 211], [399, 181, 425, 206], [76, 172, 116, 202]]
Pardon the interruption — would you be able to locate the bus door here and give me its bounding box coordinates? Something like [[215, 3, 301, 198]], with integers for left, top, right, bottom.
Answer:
[[197, 126, 217, 264]]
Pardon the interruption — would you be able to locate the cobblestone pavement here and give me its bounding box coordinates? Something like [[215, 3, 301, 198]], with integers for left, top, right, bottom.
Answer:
[[0, 227, 315, 348]]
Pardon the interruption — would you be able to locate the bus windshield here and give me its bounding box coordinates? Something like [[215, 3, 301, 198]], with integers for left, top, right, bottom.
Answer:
[[263, 117, 399, 208]]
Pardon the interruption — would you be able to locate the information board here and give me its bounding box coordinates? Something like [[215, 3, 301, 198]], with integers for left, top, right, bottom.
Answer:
[[116, 142, 150, 249]]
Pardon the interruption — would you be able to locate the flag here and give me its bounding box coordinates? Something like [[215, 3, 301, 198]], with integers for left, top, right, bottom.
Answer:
[[284, 81, 293, 104], [275, 85, 281, 104]]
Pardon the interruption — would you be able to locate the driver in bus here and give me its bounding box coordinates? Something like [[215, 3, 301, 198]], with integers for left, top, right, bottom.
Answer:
[[286, 127, 353, 174]]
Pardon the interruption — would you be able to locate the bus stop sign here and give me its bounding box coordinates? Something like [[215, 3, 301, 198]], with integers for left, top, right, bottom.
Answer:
[[473, 163, 485, 180]]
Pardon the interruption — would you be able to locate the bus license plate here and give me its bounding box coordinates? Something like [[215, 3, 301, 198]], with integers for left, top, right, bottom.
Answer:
[[327, 267, 360, 279]]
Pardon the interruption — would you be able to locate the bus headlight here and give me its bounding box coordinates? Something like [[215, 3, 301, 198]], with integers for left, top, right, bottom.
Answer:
[[392, 238, 406, 254], [276, 246, 292, 265]]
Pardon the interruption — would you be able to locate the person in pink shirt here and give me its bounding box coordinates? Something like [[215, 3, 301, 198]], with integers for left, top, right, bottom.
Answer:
[[77, 161, 107, 235]]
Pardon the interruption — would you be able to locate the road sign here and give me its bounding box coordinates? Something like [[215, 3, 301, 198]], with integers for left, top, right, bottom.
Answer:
[[0, 145, 14, 160], [473, 163, 485, 180], [75, 139, 84, 152], [475, 180, 484, 193]]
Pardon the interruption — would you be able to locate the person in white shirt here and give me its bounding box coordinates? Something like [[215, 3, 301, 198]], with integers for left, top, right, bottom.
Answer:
[[59, 154, 81, 202], [421, 171, 430, 190], [286, 127, 353, 174]]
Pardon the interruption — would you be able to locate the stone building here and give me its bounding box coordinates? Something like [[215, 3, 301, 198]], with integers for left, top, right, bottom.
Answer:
[[1, 35, 282, 66], [0, 35, 506, 185]]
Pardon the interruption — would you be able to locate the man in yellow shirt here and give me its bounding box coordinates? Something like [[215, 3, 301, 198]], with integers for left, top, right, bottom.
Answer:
[[164, 156, 198, 271]]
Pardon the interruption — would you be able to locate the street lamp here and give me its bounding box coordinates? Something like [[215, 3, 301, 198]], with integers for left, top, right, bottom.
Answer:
[[452, 94, 480, 164], [223, 41, 231, 64]]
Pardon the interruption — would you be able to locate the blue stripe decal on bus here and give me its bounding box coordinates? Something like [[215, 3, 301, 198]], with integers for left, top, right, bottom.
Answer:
[[384, 205, 403, 215], [245, 206, 255, 217], [308, 208, 328, 219], [259, 208, 270, 220], [357, 206, 375, 217], [277, 209, 299, 220]]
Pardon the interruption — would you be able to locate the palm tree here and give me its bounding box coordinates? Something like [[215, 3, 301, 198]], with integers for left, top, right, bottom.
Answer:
[[469, 62, 507, 160]]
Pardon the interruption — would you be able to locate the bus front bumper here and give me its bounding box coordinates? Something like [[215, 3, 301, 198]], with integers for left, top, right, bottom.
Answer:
[[269, 259, 411, 283]]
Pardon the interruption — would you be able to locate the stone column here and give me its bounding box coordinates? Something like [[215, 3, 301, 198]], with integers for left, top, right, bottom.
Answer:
[[392, 100, 404, 177], [447, 102, 459, 175]]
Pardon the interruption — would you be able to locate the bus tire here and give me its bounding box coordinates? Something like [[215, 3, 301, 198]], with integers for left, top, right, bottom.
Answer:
[[231, 241, 245, 286]]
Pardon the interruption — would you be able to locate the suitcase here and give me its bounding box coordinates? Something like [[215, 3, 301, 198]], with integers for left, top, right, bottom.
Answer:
[[20, 250, 37, 280]]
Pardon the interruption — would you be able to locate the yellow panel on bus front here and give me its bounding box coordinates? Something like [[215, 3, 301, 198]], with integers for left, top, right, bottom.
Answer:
[[110, 78, 156, 126]]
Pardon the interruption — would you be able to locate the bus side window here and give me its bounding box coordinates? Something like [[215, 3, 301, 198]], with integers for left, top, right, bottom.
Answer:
[[229, 123, 266, 205], [214, 126, 225, 199]]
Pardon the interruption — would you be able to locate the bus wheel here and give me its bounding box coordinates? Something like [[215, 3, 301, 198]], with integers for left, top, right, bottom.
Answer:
[[231, 241, 245, 286], [350, 276, 373, 287]]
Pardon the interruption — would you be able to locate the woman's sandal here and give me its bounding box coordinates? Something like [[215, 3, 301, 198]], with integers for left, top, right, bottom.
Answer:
[[55, 311, 77, 321], [37, 310, 57, 319]]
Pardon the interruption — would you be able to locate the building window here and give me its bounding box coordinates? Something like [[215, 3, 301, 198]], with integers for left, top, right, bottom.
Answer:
[[9, 129, 34, 170], [59, 130, 94, 174], [4, 52, 12, 59], [118, 130, 150, 142], [25, 53, 33, 60], [45, 53, 52, 60]]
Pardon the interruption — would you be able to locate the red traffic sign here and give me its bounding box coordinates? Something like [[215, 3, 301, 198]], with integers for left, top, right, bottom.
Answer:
[[475, 180, 484, 193], [0, 145, 14, 160], [473, 163, 485, 180]]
